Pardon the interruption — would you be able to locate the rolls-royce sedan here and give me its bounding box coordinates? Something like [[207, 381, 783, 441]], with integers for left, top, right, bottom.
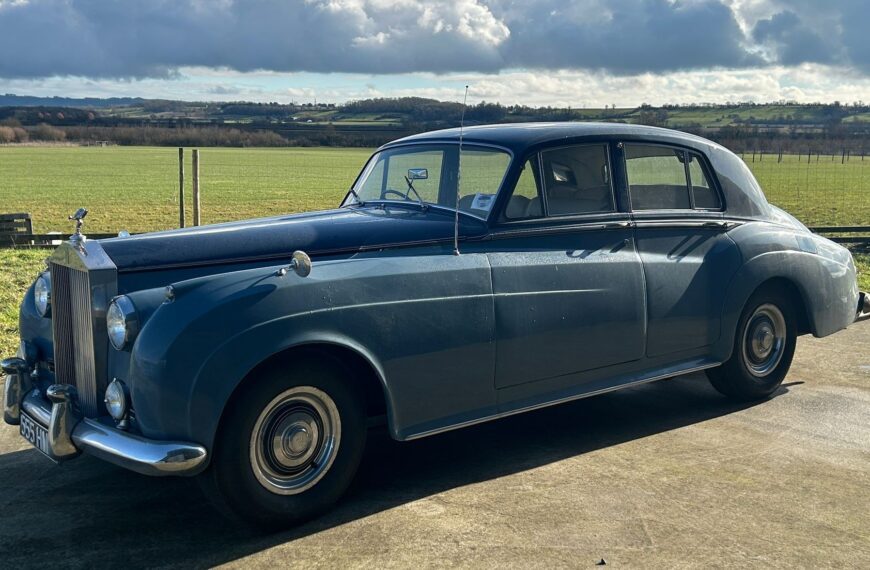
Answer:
[[4, 123, 868, 527]]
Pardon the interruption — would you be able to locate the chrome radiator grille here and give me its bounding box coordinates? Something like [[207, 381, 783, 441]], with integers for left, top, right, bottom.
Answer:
[[50, 262, 99, 416]]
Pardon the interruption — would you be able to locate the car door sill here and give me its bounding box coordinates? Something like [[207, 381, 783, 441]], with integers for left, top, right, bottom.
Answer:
[[400, 358, 721, 441]]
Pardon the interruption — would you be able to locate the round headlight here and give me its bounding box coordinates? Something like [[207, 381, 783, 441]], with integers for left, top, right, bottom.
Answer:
[[107, 295, 139, 350], [34, 273, 51, 317], [104, 379, 128, 420]]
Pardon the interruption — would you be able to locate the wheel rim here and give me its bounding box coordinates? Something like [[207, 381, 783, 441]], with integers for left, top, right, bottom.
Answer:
[[741, 303, 787, 378], [250, 386, 341, 495]]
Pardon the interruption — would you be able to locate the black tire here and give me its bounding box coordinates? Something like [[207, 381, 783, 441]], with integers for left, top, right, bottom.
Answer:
[[198, 357, 367, 529], [707, 286, 797, 401]]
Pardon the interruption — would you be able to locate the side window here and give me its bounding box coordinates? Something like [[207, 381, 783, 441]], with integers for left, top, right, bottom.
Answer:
[[688, 154, 721, 209], [540, 144, 614, 216], [504, 158, 544, 220], [625, 145, 691, 210], [384, 150, 443, 203]]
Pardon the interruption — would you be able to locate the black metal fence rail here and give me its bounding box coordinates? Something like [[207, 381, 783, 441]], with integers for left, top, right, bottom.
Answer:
[[808, 226, 870, 245]]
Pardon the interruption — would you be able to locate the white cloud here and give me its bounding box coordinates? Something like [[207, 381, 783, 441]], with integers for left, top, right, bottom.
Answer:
[[3, 0, 854, 79], [1, 0, 868, 105], [4, 63, 868, 107]]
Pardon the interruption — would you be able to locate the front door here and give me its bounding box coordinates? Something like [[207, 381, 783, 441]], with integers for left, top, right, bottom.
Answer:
[[488, 143, 647, 389]]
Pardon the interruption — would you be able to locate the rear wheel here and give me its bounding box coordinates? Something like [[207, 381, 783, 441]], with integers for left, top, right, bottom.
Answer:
[[707, 287, 797, 401], [199, 359, 366, 528]]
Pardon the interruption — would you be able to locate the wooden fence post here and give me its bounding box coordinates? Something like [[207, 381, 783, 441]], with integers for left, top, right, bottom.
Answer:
[[193, 149, 201, 227], [178, 147, 185, 228]]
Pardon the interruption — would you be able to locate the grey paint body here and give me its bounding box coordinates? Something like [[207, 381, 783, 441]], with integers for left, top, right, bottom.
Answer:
[[16, 123, 861, 462]]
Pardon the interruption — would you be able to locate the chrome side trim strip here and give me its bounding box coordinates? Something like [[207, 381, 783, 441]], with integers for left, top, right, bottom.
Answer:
[[403, 362, 720, 441], [632, 219, 742, 230]]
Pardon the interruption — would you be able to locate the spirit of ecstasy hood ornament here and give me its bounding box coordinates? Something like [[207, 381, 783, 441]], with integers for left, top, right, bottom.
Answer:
[[68, 207, 88, 248]]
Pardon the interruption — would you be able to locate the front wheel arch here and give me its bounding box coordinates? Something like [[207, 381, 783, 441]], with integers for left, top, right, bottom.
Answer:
[[210, 342, 391, 457]]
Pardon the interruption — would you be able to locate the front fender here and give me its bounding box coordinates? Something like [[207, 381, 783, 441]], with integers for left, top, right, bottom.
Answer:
[[126, 253, 495, 449]]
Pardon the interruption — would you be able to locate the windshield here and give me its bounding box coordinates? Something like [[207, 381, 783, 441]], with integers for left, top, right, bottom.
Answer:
[[345, 144, 511, 218]]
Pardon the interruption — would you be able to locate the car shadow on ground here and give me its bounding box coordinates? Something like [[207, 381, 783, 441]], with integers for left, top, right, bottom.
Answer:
[[0, 373, 788, 568]]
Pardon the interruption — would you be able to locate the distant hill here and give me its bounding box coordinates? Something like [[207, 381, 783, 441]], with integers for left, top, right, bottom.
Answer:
[[1, 93, 868, 150], [0, 94, 146, 108]]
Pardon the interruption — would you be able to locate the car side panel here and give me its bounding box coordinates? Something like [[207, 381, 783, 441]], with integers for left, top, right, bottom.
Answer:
[[486, 228, 647, 388], [125, 252, 496, 449], [633, 223, 742, 357]]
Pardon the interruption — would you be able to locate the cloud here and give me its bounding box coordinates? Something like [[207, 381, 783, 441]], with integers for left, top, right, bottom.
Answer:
[[493, 0, 758, 73], [0, 0, 867, 81]]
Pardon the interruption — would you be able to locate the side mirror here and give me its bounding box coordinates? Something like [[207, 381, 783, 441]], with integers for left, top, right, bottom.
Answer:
[[407, 168, 428, 180]]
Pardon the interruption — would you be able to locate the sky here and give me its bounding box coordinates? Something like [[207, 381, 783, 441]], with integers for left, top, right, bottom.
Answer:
[[0, 0, 868, 107]]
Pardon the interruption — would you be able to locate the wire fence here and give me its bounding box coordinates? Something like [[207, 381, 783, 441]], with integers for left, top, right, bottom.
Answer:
[[740, 149, 870, 227], [0, 145, 868, 235]]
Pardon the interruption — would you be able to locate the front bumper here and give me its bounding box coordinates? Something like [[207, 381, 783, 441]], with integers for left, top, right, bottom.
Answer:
[[3, 362, 207, 477]]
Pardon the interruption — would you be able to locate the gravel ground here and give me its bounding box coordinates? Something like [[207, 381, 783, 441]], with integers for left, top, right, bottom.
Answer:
[[1, 321, 868, 569]]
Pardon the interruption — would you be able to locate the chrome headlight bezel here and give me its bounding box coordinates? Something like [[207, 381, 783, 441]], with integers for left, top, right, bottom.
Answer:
[[34, 272, 51, 317], [107, 295, 139, 351]]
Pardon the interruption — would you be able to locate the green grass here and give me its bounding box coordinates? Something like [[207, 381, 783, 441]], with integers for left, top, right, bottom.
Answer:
[[0, 146, 868, 356], [743, 153, 870, 226], [857, 254, 870, 291], [0, 249, 46, 357], [0, 146, 372, 234]]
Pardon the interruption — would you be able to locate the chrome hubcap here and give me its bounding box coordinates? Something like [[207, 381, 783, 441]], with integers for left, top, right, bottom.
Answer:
[[251, 386, 341, 495], [741, 303, 786, 377]]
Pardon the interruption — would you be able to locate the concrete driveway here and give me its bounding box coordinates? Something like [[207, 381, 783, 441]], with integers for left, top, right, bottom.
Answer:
[[1, 322, 868, 569]]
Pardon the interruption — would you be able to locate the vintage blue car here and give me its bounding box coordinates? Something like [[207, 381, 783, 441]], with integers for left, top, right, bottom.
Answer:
[[4, 123, 868, 526]]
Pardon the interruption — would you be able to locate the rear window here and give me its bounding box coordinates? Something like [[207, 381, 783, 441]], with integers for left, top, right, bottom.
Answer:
[[625, 145, 691, 210], [625, 144, 721, 211]]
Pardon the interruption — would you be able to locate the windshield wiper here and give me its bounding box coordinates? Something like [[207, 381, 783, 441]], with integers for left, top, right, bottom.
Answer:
[[404, 175, 427, 209]]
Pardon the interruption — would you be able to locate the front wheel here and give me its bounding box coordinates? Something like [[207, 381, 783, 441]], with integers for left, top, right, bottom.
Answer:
[[707, 287, 797, 401], [199, 360, 367, 528]]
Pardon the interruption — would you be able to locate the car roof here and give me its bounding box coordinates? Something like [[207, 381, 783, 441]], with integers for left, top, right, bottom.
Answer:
[[380, 122, 716, 154]]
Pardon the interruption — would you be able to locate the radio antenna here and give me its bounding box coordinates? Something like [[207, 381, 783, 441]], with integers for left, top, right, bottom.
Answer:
[[454, 85, 469, 256]]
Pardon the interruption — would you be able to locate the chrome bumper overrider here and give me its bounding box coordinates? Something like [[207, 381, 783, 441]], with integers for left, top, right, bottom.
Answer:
[[2, 364, 207, 476]]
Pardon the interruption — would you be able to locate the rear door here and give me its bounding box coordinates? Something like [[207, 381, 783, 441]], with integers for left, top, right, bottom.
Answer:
[[622, 143, 742, 358], [487, 143, 647, 389]]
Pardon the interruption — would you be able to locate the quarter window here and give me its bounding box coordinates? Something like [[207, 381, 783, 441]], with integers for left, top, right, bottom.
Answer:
[[624, 144, 691, 210], [688, 154, 721, 209]]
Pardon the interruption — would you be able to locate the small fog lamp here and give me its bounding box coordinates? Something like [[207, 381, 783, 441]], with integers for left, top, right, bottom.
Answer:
[[104, 379, 129, 422]]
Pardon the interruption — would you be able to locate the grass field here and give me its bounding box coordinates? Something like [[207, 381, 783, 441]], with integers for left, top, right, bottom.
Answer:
[[0, 146, 868, 232], [0, 146, 372, 234], [1, 145, 869, 356]]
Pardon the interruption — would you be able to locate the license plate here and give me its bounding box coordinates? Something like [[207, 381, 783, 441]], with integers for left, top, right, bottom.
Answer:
[[19, 411, 51, 458]]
